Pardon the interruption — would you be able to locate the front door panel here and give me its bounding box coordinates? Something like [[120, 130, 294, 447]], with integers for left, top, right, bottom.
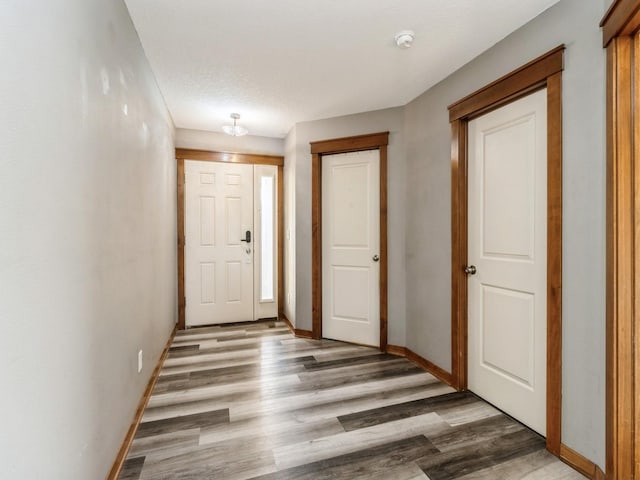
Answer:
[[185, 161, 253, 326]]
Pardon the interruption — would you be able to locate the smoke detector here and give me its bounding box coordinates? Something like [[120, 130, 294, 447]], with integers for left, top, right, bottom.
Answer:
[[395, 30, 415, 49]]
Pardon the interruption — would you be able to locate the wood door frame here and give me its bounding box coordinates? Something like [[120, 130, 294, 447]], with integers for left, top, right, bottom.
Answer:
[[601, 1, 640, 477], [175, 148, 284, 330], [448, 46, 565, 455], [310, 132, 389, 350]]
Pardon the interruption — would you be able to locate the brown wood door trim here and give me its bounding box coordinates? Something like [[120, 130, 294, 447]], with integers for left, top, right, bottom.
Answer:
[[175, 148, 284, 166], [601, 0, 640, 47], [448, 46, 564, 122], [177, 158, 186, 329], [310, 132, 389, 350], [448, 46, 564, 456], [545, 71, 563, 455], [602, 2, 640, 476], [450, 119, 468, 390], [310, 132, 390, 155], [176, 149, 285, 330]]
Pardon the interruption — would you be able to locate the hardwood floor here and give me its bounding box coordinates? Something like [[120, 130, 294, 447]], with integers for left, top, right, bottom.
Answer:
[[119, 320, 585, 480]]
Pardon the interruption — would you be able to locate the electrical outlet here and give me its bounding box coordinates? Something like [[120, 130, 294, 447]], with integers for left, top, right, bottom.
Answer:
[[138, 350, 143, 373]]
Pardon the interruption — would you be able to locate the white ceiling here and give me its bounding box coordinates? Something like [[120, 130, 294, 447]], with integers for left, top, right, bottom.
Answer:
[[125, 0, 561, 138]]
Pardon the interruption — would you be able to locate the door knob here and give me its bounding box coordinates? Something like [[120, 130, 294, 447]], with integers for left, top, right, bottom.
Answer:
[[464, 265, 477, 275], [372, 255, 380, 262], [240, 230, 251, 243]]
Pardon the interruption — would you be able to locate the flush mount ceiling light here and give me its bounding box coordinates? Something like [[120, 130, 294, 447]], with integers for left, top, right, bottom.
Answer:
[[394, 30, 415, 49], [222, 113, 248, 136]]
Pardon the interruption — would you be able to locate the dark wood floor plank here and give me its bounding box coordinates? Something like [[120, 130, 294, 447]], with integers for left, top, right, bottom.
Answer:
[[303, 352, 399, 371], [281, 381, 454, 429], [135, 408, 229, 438], [118, 456, 145, 480], [291, 364, 425, 392], [136, 439, 276, 480], [154, 357, 316, 394], [168, 344, 200, 355], [142, 396, 249, 423], [199, 417, 346, 452], [248, 435, 438, 480], [128, 429, 200, 459], [418, 428, 545, 480], [427, 414, 525, 452], [338, 391, 477, 431]]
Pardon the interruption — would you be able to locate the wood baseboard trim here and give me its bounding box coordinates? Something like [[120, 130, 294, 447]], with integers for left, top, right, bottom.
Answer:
[[279, 313, 315, 339], [294, 328, 314, 339], [107, 324, 178, 480], [386, 344, 455, 387], [385, 344, 407, 356], [559, 444, 606, 480], [280, 313, 294, 331]]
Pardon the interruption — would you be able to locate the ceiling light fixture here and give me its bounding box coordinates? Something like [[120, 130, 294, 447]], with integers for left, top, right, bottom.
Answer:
[[222, 113, 248, 136], [394, 30, 415, 49]]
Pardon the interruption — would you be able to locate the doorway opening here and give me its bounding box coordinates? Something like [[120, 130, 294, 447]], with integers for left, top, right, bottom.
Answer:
[[175, 149, 284, 330]]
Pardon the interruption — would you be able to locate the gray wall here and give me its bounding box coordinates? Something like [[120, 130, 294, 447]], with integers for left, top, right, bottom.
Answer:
[[176, 128, 284, 156], [284, 127, 297, 324], [288, 108, 407, 345], [404, 0, 607, 467], [0, 1, 176, 478]]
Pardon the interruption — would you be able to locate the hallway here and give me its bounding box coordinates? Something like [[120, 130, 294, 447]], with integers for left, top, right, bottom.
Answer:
[[119, 321, 584, 479]]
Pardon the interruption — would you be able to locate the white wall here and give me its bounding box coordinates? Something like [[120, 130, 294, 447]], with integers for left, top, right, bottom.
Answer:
[[290, 108, 407, 345], [403, 0, 607, 468], [176, 128, 284, 156], [0, 1, 176, 478]]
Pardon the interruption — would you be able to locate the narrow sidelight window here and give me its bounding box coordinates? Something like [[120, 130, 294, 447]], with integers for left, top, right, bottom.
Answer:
[[260, 175, 274, 302]]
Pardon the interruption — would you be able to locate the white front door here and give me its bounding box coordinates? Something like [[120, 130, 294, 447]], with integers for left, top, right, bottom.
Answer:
[[322, 150, 380, 347], [467, 89, 548, 435], [185, 161, 254, 326]]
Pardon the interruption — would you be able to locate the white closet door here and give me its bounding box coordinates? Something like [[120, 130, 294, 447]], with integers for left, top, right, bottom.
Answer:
[[322, 150, 380, 347], [467, 89, 547, 435]]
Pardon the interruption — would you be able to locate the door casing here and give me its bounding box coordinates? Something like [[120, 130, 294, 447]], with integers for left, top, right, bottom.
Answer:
[[448, 46, 564, 455], [175, 149, 284, 330], [310, 132, 389, 350], [601, 1, 640, 477]]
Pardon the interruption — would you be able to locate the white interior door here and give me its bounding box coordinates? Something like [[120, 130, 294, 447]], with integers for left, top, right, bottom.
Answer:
[[467, 88, 547, 435], [185, 160, 254, 326], [322, 150, 380, 347]]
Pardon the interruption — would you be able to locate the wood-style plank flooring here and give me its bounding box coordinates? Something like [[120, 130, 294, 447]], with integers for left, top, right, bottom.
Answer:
[[119, 320, 585, 480]]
